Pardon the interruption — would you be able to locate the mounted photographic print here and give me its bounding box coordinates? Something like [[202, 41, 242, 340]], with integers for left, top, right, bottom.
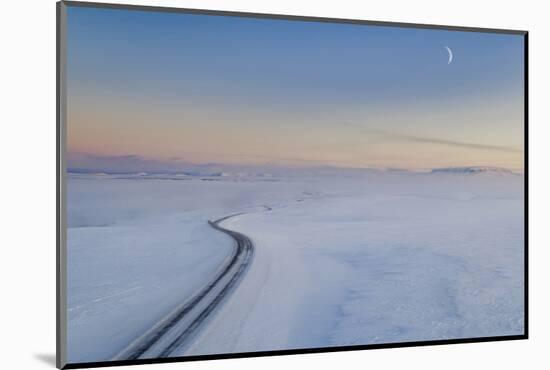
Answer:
[[56, 1, 528, 368]]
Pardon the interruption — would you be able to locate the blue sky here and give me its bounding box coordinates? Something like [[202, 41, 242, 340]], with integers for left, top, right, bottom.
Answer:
[[67, 5, 525, 171]]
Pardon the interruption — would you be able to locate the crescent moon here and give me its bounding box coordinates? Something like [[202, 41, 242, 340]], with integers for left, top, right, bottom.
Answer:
[[445, 46, 453, 64]]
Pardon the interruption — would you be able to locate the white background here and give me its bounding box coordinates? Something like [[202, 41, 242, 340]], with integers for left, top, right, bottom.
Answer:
[[1, 0, 547, 369]]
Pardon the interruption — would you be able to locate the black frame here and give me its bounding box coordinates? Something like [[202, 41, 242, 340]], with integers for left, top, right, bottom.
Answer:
[[56, 1, 529, 368]]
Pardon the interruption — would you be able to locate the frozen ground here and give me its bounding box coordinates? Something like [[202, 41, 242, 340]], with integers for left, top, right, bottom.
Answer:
[[67, 173, 321, 362], [66, 168, 524, 362]]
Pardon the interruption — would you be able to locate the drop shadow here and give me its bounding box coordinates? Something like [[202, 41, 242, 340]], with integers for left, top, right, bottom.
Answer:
[[34, 353, 56, 367]]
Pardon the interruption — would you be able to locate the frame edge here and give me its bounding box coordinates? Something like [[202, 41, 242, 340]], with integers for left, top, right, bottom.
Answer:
[[61, 0, 527, 35], [57, 1, 68, 369]]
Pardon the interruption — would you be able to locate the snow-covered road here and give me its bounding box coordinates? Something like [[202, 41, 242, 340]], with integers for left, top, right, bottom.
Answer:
[[113, 213, 255, 360]]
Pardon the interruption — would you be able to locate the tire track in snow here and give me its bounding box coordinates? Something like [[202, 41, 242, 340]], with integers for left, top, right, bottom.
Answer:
[[112, 212, 254, 360]]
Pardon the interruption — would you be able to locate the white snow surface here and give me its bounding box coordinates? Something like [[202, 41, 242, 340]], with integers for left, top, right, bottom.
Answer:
[[67, 170, 524, 362]]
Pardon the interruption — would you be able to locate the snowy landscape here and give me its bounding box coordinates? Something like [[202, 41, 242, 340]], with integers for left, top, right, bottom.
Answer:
[[67, 166, 524, 363], [64, 5, 525, 365]]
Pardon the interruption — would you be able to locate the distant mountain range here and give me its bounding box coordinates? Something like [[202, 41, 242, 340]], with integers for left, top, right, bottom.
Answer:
[[67, 165, 522, 180], [67, 153, 521, 178], [430, 166, 517, 175]]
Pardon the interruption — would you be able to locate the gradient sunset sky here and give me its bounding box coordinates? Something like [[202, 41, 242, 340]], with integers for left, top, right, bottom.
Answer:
[[66, 5, 525, 171]]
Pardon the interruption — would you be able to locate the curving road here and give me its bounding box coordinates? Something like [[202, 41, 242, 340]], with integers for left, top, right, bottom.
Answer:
[[112, 213, 254, 360]]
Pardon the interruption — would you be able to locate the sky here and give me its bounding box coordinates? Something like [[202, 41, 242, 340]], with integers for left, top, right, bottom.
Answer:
[[66, 5, 525, 172]]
